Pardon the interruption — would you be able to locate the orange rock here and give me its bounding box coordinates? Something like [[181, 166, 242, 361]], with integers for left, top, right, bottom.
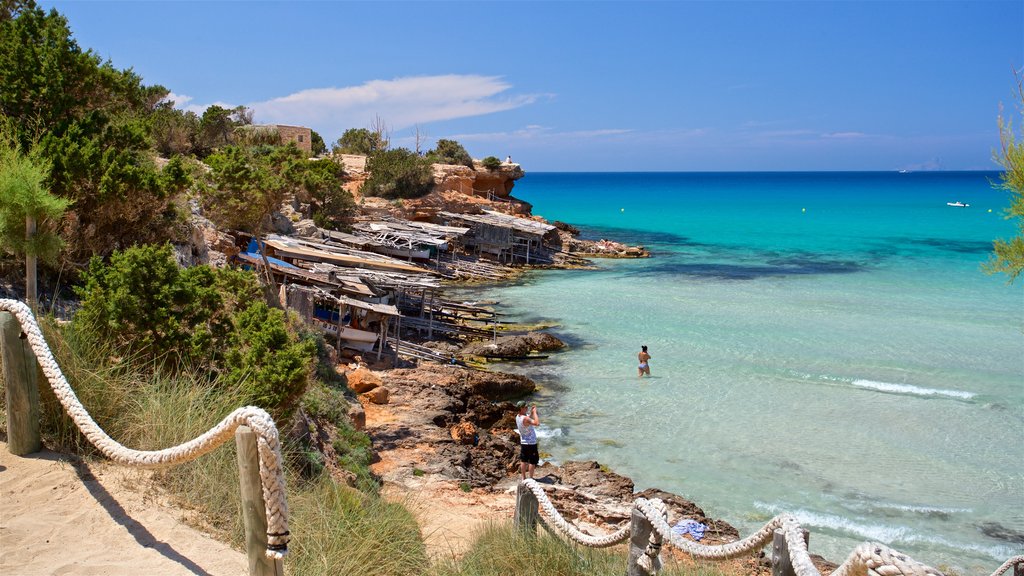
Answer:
[[450, 421, 477, 445], [347, 367, 382, 393], [362, 386, 389, 405]]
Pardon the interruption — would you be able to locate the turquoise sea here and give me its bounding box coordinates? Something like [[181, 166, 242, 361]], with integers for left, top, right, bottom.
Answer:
[[464, 172, 1024, 573]]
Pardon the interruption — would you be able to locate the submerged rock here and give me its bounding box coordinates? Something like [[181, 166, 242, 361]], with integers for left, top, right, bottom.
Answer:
[[460, 332, 565, 359]]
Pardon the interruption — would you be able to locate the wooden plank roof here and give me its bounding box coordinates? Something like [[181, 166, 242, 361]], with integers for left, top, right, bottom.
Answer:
[[438, 210, 556, 235]]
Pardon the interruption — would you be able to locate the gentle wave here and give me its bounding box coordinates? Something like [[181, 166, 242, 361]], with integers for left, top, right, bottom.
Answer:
[[534, 426, 564, 440], [754, 501, 909, 542], [849, 379, 975, 400], [753, 502, 1014, 561]]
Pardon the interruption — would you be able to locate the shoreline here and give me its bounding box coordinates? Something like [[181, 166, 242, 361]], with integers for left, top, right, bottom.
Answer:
[[350, 245, 840, 572]]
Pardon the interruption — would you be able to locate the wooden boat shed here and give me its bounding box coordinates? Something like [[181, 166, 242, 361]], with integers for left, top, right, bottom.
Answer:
[[437, 210, 557, 264]]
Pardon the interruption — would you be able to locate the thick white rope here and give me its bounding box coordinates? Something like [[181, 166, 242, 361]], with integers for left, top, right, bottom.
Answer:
[[0, 299, 289, 558], [989, 556, 1024, 576], [522, 478, 630, 547], [523, 480, 1021, 576]]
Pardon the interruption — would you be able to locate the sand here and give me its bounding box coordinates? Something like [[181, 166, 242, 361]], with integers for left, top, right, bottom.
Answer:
[[0, 443, 246, 576]]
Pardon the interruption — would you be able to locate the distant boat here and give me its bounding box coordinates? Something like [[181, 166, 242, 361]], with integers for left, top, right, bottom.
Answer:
[[946, 201, 969, 207], [899, 169, 909, 174]]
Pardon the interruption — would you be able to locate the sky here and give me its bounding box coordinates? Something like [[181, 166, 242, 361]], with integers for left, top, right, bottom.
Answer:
[[44, 1, 1024, 172]]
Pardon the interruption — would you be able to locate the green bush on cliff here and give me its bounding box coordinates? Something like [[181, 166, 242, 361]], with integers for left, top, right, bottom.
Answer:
[[74, 243, 315, 415], [363, 147, 434, 199], [480, 156, 502, 170], [427, 138, 474, 168]]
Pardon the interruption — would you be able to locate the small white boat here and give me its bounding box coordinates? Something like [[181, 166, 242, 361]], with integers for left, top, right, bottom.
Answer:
[[946, 201, 969, 207], [312, 318, 379, 351]]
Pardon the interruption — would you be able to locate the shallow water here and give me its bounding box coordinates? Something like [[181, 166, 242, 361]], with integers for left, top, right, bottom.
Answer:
[[462, 172, 1024, 573]]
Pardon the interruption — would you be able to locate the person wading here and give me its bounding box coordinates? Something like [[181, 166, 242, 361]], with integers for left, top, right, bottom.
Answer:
[[515, 401, 540, 481], [638, 345, 652, 377]]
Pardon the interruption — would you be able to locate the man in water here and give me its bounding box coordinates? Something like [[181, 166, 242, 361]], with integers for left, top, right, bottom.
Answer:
[[638, 345, 651, 377], [515, 400, 539, 481]]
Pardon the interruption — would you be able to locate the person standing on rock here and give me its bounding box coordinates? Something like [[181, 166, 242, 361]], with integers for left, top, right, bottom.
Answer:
[[515, 400, 540, 481], [638, 345, 651, 377]]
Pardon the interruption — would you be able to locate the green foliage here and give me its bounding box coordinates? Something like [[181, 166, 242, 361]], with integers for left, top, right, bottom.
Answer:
[[74, 244, 231, 365], [199, 104, 252, 150], [363, 147, 434, 199], [149, 102, 201, 157], [1, 3, 188, 263], [480, 156, 502, 170], [201, 145, 291, 232], [234, 124, 282, 147], [310, 129, 327, 156], [427, 138, 474, 168], [986, 76, 1024, 283], [0, 127, 68, 262], [223, 303, 317, 412], [73, 244, 315, 415], [0, 1, 165, 151], [332, 127, 387, 156], [299, 158, 354, 229]]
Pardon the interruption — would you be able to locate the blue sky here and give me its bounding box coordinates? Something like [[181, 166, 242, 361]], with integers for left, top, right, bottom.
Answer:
[[46, 1, 1023, 172]]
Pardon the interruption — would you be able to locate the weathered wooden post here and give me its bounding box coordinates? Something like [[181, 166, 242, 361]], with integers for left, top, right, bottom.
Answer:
[[1, 311, 41, 455], [235, 425, 284, 576], [626, 505, 656, 576], [1014, 559, 1023, 576], [772, 527, 809, 576], [514, 481, 538, 535]]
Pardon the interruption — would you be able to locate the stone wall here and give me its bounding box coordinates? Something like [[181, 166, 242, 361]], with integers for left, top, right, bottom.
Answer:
[[275, 125, 312, 153]]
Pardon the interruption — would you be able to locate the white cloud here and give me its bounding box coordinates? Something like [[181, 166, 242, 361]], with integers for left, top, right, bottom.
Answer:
[[244, 75, 538, 138], [161, 92, 193, 107]]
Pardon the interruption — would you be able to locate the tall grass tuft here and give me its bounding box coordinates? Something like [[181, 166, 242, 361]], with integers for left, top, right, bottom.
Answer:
[[288, 477, 428, 576], [431, 523, 730, 576]]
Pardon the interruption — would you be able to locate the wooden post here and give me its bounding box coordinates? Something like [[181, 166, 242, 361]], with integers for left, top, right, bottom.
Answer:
[[772, 528, 808, 576], [626, 506, 656, 576], [235, 425, 284, 576], [1, 311, 41, 455], [514, 481, 538, 535], [427, 291, 434, 340], [1014, 559, 1023, 576]]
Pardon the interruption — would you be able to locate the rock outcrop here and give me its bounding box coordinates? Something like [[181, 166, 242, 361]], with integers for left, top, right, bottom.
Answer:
[[460, 332, 566, 359]]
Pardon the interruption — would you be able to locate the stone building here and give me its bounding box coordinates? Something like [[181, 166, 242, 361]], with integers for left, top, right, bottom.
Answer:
[[274, 125, 312, 153]]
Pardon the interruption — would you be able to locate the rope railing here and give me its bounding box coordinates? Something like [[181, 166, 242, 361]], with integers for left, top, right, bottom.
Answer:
[[0, 299, 290, 565], [518, 478, 1023, 576]]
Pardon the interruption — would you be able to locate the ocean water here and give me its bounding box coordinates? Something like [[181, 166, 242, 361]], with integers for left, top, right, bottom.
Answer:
[[462, 172, 1024, 573]]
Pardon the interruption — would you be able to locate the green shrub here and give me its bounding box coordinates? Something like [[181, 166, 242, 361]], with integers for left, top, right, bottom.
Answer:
[[480, 156, 502, 170], [427, 139, 474, 168], [331, 128, 387, 156], [363, 148, 434, 199], [74, 244, 316, 416], [223, 303, 316, 415]]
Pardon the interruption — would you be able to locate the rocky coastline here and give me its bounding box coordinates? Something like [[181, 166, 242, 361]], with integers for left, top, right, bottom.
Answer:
[[338, 280, 834, 571]]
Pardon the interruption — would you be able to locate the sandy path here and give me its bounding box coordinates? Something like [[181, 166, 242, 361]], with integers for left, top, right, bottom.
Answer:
[[0, 444, 246, 576]]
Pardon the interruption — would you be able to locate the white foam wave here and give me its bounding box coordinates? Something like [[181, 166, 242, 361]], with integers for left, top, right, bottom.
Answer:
[[754, 502, 909, 542], [753, 502, 1013, 560], [534, 427, 563, 440], [850, 379, 975, 400]]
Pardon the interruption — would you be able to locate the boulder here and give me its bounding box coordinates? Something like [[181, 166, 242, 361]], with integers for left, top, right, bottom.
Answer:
[[362, 386, 390, 405], [450, 421, 477, 445], [460, 332, 564, 359], [293, 219, 319, 238], [347, 368, 382, 393], [347, 402, 365, 431]]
